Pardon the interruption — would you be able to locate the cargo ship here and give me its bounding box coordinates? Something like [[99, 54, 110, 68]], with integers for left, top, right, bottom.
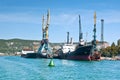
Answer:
[[59, 44, 101, 61], [58, 37, 101, 60], [59, 13, 101, 61]]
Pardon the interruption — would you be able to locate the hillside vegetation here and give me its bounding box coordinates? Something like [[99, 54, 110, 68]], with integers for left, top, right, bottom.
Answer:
[[0, 39, 40, 55], [0, 39, 63, 55]]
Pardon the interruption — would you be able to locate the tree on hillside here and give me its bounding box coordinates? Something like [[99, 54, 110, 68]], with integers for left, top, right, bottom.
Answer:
[[110, 42, 117, 57], [101, 42, 119, 57], [111, 42, 116, 47]]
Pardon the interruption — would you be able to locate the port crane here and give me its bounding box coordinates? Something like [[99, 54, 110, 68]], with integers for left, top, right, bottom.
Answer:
[[37, 10, 52, 58], [93, 12, 97, 49]]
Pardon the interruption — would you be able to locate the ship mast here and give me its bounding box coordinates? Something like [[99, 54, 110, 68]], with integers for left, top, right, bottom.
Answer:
[[79, 15, 82, 42], [78, 15, 85, 46]]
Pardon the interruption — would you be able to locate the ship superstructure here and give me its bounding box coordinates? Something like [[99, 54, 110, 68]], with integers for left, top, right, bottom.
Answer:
[[62, 32, 76, 54]]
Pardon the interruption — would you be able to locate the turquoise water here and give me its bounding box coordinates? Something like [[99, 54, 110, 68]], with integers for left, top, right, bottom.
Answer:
[[0, 56, 120, 80]]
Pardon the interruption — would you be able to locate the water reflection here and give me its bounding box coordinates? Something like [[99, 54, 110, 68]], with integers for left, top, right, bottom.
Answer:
[[61, 60, 75, 66]]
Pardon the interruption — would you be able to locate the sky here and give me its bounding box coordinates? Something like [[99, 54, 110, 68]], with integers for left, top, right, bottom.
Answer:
[[0, 0, 120, 45]]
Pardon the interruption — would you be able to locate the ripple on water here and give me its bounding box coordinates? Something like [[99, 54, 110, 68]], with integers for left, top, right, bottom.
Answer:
[[0, 56, 120, 80]]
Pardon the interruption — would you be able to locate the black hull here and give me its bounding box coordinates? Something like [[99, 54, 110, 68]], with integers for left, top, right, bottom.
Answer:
[[60, 45, 101, 61], [21, 53, 58, 59], [21, 45, 101, 61], [21, 53, 47, 58]]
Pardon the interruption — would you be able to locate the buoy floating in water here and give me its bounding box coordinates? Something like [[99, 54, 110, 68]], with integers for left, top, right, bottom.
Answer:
[[48, 59, 55, 67]]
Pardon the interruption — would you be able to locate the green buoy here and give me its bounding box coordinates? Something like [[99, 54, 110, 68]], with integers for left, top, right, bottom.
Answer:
[[48, 59, 55, 67]]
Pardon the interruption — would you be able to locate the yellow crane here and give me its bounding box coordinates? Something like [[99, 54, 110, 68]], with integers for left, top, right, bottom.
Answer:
[[37, 9, 52, 58]]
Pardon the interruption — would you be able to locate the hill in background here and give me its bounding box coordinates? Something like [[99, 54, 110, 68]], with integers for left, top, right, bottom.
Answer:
[[0, 39, 38, 55], [0, 38, 64, 55]]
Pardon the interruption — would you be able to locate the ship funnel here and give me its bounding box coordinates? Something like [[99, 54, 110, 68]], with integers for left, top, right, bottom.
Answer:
[[70, 37, 73, 44], [67, 32, 69, 44]]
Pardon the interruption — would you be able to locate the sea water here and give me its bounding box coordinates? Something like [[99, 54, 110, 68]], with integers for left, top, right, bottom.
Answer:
[[0, 56, 120, 80]]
